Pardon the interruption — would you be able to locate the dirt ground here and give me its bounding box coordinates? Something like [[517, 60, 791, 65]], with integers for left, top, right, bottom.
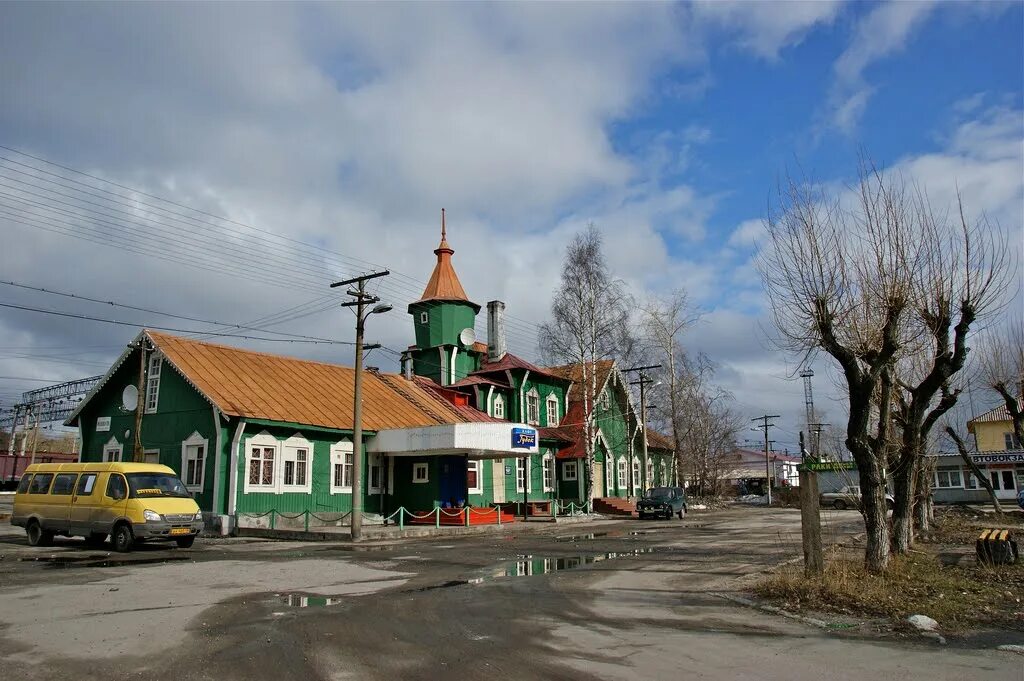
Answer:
[[1, 506, 1021, 680]]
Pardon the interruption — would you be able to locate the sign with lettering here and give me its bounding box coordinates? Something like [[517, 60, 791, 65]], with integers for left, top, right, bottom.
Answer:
[[798, 460, 856, 472], [971, 452, 1024, 465], [96, 417, 111, 432], [511, 427, 537, 449]]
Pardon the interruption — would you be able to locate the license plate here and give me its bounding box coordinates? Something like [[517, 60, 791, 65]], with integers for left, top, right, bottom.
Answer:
[[169, 528, 191, 536]]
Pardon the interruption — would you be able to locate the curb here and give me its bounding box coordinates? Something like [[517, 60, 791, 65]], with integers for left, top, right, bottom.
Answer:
[[710, 591, 830, 629]]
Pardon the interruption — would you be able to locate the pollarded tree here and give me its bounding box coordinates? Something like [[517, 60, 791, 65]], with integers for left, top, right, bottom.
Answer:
[[540, 225, 634, 504]]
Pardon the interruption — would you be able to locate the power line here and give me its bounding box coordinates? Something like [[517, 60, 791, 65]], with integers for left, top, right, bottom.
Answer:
[[0, 300, 356, 344]]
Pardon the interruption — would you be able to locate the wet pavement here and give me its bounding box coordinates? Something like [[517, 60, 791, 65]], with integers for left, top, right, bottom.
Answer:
[[1, 506, 1021, 680]]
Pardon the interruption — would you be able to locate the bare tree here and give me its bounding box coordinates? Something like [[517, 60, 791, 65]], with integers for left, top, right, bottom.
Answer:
[[642, 290, 701, 486], [980, 315, 1024, 446], [887, 195, 1009, 553], [945, 425, 1002, 513], [540, 225, 633, 503]]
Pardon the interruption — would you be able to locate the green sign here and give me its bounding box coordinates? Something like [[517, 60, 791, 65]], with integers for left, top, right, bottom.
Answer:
[[799, 461, 857, 472]]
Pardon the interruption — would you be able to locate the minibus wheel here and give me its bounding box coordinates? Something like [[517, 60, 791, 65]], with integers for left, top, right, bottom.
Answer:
[[26, 521, 53, 547], [112, 523, 134, 553], [85, 533, 107, 547], [175, 536, 196, 549]]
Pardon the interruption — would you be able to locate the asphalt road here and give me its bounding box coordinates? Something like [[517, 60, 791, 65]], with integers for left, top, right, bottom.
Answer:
[[0, 507, 1020, 680]]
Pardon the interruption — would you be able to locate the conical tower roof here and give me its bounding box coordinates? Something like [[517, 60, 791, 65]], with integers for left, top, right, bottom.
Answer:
[[412, 209, 480, 311]]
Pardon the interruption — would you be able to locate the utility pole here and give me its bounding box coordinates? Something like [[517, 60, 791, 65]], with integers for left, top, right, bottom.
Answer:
[[624, 364, 661, 498], [332, 270, 391, 541], [132, 338, 148, 462], [807, 422, 830, 460], [752, 414, 780, 505]]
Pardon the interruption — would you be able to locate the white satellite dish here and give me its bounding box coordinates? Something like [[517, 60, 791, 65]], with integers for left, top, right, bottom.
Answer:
[[459, 327, 476, 347], [122, 385, 139, 411]]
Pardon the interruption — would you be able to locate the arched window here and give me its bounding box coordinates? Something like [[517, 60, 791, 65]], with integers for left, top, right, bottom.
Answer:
[[526, 388, 540, 424], [493, 394, 506, 419], [546, 394, 559, 426], [542, 451, 555, 491], [245, 431, 279, 493]]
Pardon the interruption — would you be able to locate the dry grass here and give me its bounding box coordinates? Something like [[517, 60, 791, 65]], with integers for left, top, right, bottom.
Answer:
[[754, 512, 1024, 632]]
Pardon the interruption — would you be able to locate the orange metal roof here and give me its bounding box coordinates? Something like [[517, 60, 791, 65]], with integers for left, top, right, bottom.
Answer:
[[967, 398, 1021, 431], [148, 331, 467, 431], [412, 210, 479, 309]]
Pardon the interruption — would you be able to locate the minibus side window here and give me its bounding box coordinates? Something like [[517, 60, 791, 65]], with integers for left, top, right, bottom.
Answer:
[[50, 473, 78, 495], [28, 473, 53, 494], [16, 475, 32, 494], [106, 474, 127, 501], [76, 473, 97, 496]]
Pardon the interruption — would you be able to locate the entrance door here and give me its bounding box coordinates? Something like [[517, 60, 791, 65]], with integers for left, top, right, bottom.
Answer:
[[69, 472, 101, 536], [438, 456, 468, 506], [990, 468, 1018, 500], [592, 462, 604, 498]]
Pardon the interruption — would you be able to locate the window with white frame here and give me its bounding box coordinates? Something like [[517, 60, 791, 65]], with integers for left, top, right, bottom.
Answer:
[[632, 459, 641, 490], [934, 468, 963, 489], [542, 451, 555, 491], [563, 461, 578, 481], [330, 441, 354, 493], [467, 460, 483, 494], [368, 453, 383, 493], [420, 311, 429, 324], [599, 389, 610, 411], [546, 394, 559, 426], [965, 472, 978, 489], [181, 431, 208, 492], [102, 436, 122, 462], [646, 460, 654, 487], [413, 462, 429, 484], [282, 434, 313, 493], [526, 388, 539, 424], [1005, 432, 1022, 450], [246, 433, 278, 493], [145, 353, 162, 413], [493, 394, 505, 419], [617, 458, 627, 490], [144, 449, 160, 464], [605, 456, 613, 493], [516, 457, 531, 493]]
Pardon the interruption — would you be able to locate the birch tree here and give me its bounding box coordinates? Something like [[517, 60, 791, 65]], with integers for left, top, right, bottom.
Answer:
[[540, 225, 632, 503]]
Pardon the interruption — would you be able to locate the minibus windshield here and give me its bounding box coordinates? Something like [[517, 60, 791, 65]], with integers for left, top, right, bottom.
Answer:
[[126, 473, 192, 498]]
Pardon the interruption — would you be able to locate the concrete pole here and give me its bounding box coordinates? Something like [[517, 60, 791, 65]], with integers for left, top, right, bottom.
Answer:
[[351, 291, 366, 540]]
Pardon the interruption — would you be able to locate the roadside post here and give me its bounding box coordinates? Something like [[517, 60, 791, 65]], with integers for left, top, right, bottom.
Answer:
[[798, 432, 823, 576]]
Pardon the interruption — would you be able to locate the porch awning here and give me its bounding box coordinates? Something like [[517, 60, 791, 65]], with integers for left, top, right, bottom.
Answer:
[[367, 422, 539, 460]]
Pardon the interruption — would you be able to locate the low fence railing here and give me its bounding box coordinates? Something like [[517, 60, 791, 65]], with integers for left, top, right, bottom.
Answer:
[[236, 501, 593, 533]]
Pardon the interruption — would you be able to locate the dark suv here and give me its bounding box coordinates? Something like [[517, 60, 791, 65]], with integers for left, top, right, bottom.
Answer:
[[637, 486, 687, 520]]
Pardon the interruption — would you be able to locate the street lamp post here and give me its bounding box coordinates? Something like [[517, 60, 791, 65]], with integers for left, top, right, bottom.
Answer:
[[332, 271, 390, 541]]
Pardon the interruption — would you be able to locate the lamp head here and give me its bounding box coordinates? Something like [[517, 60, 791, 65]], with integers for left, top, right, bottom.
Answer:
[[371, 303, 392, 314]]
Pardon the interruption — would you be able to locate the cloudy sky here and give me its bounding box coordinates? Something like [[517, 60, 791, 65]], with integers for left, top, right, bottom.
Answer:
[[0, 1, 1021, 451]]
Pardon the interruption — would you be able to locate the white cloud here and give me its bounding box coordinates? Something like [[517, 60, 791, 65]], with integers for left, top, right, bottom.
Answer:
[[692, 0, 843, 59], [825, 1, 936, 133], [727, 218, 767, 247]]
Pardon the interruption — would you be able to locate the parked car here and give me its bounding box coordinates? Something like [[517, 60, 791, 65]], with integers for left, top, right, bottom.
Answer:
[[820, 485, 895, 511], [637, 486, 687, 519]]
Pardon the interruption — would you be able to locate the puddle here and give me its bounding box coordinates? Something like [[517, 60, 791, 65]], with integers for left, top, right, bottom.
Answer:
[[471, 549, 660, 583], [280, 594, 345, 608], [556, 530, 655, 542], [34, 554, 192, 569]]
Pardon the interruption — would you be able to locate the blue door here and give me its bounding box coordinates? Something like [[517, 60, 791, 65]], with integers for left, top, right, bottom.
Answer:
[[438, 456, 467, 507]]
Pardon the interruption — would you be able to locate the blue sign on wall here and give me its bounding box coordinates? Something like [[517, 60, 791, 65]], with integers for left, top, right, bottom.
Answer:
[[511, 427, 537, 449]]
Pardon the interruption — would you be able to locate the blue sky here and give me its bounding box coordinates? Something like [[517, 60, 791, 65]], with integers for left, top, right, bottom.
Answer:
[[0, 1, 1021, 450]]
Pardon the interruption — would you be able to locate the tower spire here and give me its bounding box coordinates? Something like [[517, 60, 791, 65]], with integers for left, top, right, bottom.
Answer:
[[441, 207, 447, 241]]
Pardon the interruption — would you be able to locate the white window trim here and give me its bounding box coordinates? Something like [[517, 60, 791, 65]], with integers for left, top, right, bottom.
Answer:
[[493, 393, 505, 420], [563, 460, 578, 481], [413, 462, 430, 484], [599, 389, 610, 411], [281, 433, 313, 494], [143, 448, 160, 464], [180, 431, 209, 493], [368, 453, 384, 494], [632, 460, 641, 490], [330, 440, 355, 494], [546, 394, 559, 426], [516, 457, 532, 493], [102, 436, 122, 462], [467, 460, 483, 494], [934, 468, 964, 489], [542, 451, 555, 492], [144, 353, 162, 414], [244, 431, 280, 494], [605, 456, 613, 493], [646, 460, 654, 487], [420, 311, 429, 324], [617, 458, 627, 490], [526, 388, 540, 425]]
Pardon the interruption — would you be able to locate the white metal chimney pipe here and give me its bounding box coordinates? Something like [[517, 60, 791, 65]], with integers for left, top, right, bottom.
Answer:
[[487, 300, 507, 362]]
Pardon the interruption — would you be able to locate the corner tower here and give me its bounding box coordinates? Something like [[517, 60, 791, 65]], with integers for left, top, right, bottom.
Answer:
[[406, 210, 483, 385]]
